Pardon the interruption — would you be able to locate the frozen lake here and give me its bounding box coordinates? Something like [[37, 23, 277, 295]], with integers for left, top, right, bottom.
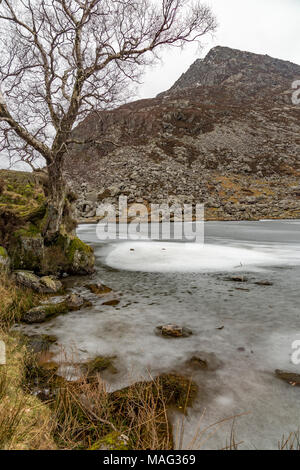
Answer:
[[19, 220, 300, 449]]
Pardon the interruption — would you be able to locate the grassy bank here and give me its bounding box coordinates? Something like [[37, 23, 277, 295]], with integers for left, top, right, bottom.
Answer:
[[0, 272, 55, 449], [0, 271, 196, 450], [0, 331, 55, 450]]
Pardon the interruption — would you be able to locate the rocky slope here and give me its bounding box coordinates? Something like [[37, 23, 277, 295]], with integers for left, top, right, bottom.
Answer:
[[65, 46, 300, 221]]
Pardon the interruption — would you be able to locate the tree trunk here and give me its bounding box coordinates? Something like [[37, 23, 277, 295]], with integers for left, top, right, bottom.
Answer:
[[43, 158, 67, 244]]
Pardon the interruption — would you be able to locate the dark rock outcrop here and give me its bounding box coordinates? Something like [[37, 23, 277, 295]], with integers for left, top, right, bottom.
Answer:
[[0, 170, 95, 275]]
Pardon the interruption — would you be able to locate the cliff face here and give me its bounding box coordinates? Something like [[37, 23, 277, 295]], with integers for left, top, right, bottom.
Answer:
[[65, 46, 300, 221]]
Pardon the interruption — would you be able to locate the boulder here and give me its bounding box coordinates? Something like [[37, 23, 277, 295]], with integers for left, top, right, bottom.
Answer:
[[42, 235, 95, 276], [66, 237, 95, 275], [14, 270, 62, 293], [14, 270, 45, 292], [40, 276, 62, 293], [22, 302, 69, 323], [11, 232, 44, 272], [65, 293, 92, 310]]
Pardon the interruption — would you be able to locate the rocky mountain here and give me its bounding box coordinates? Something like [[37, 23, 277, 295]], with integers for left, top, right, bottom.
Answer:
[[65, 46, 300, 221]]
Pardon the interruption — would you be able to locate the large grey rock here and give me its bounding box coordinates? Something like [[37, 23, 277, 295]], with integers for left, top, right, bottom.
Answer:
[[12, 234, 44, 271], [14, 271, 62, 293], [22, 302, 68, 323]]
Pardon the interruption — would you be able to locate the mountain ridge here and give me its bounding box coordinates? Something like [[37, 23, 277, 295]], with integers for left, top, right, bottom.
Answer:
[[163, 46, 300, 94], [64, 46, 300, 222]]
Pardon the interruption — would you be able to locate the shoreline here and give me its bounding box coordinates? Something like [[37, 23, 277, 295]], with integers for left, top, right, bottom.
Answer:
[[77, 215, 300, 225]]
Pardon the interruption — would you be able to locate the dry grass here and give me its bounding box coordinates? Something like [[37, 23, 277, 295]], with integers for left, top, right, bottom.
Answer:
[[0, 272, 43, 329], [0, 331, 55, 450], [0, 272, 54, 449], [51, 370, 198, 450], [279, 431, 300, 450]]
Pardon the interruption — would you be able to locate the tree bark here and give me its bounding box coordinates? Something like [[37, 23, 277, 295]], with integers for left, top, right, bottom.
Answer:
[[43, 158, 67, 244]]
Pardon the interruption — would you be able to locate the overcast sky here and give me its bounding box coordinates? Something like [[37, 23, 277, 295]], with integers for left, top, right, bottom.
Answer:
[[137, 0, 300, 99]]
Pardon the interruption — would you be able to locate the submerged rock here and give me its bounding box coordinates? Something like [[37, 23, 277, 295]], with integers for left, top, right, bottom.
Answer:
[[185, 352, 222, 371], [86, 283, 113, 296], [225, 275, 249, 283], [85, 355, 118, 376], [65, 293, 92, 310], [186, 356, 208, 369], [255, 280, 273, 286], [275, 369, 300, 385], [25, 334, 57, 353], [156, 324, 193, 338], [102, 299, 120, 307]]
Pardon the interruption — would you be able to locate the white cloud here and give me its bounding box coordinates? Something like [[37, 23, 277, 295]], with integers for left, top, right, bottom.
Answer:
[[137, 0, 300, 99]]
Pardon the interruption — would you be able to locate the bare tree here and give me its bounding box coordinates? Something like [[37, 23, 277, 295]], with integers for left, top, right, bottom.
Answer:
[[0, 0, 216, 242]]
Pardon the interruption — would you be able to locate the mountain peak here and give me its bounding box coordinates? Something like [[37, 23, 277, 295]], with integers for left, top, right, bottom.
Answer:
[[164, 46, 300, 94]]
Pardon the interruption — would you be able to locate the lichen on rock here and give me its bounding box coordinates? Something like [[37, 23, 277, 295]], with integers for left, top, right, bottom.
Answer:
[[66, 237, 95, 275], [14, 270, 62, 294]]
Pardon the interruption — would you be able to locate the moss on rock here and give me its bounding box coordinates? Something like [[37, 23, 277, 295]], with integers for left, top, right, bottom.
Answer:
[[0, 170, 94, 276], [0, 246, 10, 271], [14, 271, 62, 294], [11, 230, 44, 271], [66, 237, 95, 275], [21, 302, 69, 324], [89, 432, 129, 450]]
